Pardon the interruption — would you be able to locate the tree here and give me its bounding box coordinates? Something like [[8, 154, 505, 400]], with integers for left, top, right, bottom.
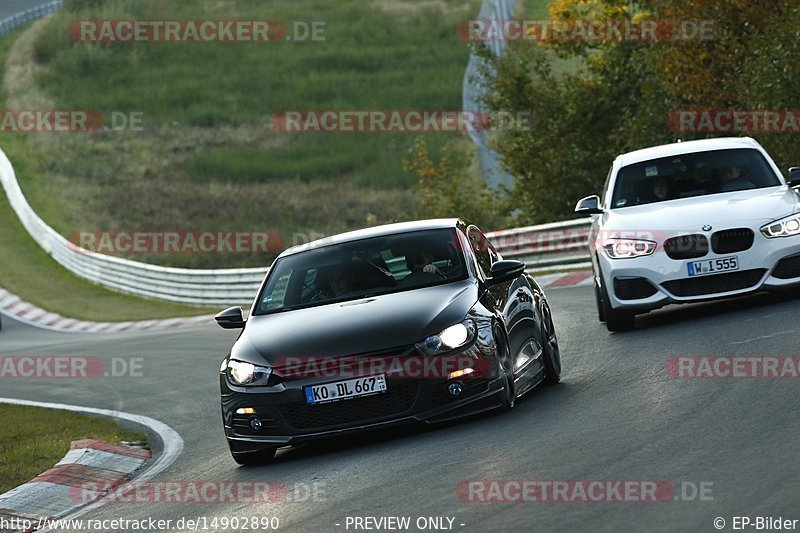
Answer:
[[479, 0, 800, 223], [403, 137, 511, 231]]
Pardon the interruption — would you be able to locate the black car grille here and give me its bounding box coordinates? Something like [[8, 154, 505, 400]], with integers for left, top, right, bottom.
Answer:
[[279, 381, 419, 430], [664, 234, 709, 260], [711, 228, 754, 254], [614, 277, 658, 300], [661, 269, 766, 297], [772, 254, 800, 279]]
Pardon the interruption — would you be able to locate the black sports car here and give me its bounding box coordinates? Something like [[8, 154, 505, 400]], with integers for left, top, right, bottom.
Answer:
[[216, 219, 561, 465]]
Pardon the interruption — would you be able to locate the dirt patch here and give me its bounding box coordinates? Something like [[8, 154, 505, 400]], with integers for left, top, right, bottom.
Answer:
[[4, 16, 53, 110]]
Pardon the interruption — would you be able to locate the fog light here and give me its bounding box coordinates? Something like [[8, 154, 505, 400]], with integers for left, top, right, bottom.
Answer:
[[236, 407, 255, 415], [447, 382, 463, 396], [448, 368, 474, 380], [249, 417, 262, 431]]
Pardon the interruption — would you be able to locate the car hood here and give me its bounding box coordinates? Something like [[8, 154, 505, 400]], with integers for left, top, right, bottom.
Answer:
[[602, 187, 800, 233], [232, 279, 478, 363]]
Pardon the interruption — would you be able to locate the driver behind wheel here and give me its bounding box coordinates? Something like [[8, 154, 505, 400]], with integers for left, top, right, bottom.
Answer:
[[406, 251, 443, 277], [310, 263, 356, 301]]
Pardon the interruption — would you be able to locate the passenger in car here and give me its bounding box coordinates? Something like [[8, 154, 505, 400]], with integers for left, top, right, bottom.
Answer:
[[718, 165, 754, 192], [651, 178, 671, 201], [328, 265, 356, 295]]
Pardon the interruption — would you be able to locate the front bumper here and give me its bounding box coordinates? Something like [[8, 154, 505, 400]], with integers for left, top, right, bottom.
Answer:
[[220, 343, 505, 453], [599, 234, 800, 312], [223, 377, 504, 453]]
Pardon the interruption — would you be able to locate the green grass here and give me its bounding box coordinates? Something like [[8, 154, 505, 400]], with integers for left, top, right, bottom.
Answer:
[[38, 1, 471, 124], [6, 0, 482, 268], [0, 25, 214, 320], [526, 0, 552, 18], [0, 405, 147, 495]]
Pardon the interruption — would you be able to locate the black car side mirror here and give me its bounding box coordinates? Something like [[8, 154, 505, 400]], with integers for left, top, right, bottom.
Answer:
[[575, 195, 603, 215], [487, 260, 526, 286], [215, 306, 246, 329], [788, 167, 800, 187]]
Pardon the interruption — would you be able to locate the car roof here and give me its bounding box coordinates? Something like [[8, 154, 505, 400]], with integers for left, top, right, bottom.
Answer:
[[616, 137, 762, 167], [278, 218, 467, 258]]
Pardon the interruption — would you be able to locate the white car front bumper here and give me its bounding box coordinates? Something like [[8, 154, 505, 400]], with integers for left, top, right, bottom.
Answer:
[[598, 232, 800, 312]]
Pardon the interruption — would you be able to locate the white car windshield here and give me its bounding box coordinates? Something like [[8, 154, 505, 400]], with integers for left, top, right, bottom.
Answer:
[[610, 148, 781, 209]]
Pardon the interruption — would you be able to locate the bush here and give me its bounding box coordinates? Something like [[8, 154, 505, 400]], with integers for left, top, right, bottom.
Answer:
[[404, 137, 511, 231], [480, 0, 800, 222]]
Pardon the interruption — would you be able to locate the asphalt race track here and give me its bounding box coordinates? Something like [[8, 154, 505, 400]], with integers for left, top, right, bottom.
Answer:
[[3, 285, 799, 532]]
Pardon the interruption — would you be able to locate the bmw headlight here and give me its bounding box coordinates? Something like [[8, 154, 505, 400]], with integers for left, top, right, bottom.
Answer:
[[761, 214, 800, 238], [603, 239, 657, 259], [226, 359, 272, 386], [416, 319, 477, 356]]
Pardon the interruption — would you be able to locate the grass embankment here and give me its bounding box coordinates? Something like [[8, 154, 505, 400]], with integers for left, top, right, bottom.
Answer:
[[0, 404, 147, 494], [9, 0, 480, 269], [0, 24, 215, 320]]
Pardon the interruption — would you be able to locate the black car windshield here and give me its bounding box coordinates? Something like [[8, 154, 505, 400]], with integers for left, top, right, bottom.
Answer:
[[253, 228, 467, 315], [610, 148, 781, 209]]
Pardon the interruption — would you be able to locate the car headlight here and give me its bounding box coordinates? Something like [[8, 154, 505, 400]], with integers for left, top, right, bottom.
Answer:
[[761, 214, 800, 238], [226, 359, 272, 386], [603, 239, 657, 259], [416, 319, 477, 356]]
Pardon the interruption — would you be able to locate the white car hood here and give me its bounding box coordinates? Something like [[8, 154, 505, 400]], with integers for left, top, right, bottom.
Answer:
[[602, 187, 800, 233]]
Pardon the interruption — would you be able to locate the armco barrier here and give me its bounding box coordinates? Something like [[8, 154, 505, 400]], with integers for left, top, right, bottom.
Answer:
[[488, 219, 593, 271], [0, 2, 592, 306], [1, 144, 591, 305], [0, 1, 63, 35], [0, 148, 266, 306]]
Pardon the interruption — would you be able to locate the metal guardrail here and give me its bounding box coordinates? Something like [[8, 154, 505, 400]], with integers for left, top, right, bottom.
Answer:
[[487, 219, 593, 271], [0, 1, 592, 306], [0, 148, 267, 306], [1, 137, 590, 305], [0, 1, 63, 35]]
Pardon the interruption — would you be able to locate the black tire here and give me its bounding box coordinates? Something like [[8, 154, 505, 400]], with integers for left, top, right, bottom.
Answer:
[[600, 283, 635, 332], [541, 303, 561, 385], [594, 277, 605, 323], [231, 447, 277, 466]]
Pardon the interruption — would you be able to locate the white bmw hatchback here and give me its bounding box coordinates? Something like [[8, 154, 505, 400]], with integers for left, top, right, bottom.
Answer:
[[575, 137, 800, 331]]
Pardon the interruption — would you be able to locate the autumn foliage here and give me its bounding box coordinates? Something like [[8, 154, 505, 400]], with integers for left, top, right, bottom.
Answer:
[[470, 0, 800, 223]]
